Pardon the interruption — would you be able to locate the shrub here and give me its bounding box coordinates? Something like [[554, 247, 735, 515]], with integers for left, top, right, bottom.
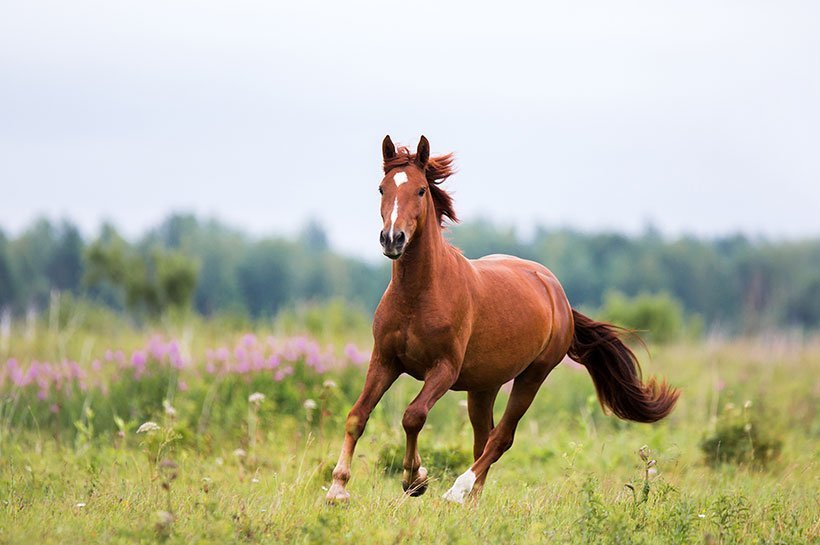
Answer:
[[598, 290, 700, 343], [700, 402, 782, 469]]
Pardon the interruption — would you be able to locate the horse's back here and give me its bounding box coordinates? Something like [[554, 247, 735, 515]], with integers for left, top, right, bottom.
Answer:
[[471, 254, 562, 290]]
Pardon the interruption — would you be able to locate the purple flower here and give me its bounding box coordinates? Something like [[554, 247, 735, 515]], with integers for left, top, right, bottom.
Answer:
[[131, 350, 147, 367], [274, 365, 294, 382], [344, 343, 369, 365], [169, 351, 186, 370]]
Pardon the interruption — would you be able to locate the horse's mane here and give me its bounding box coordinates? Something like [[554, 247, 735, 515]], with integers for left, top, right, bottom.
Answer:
[[383, 147, 458, 226]]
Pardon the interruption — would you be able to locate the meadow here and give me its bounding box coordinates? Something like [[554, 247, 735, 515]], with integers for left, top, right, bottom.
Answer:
[[0, 309, 817, 544]]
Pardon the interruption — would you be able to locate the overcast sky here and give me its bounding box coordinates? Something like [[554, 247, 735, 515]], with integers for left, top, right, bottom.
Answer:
[[1, 1, 818, 259]]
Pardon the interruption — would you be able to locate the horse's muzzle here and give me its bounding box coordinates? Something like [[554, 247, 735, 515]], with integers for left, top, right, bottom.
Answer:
[[380, 229, 406, 259]]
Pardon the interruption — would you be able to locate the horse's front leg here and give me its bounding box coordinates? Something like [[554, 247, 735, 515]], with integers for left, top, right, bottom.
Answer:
[[401, 361, 458, 496], [327, 353, 400, 503]]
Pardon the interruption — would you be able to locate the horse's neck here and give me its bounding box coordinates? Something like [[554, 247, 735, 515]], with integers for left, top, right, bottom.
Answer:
[[391, 219, 454, 296]]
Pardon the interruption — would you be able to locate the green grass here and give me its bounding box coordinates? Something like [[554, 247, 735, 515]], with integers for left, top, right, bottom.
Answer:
[[0, 324, 818, 544]]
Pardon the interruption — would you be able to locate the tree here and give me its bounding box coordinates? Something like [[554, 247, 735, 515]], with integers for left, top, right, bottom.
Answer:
[[85, 230, 199, 317], [0, 230, 18, 309], [46, 221, 84, 292]]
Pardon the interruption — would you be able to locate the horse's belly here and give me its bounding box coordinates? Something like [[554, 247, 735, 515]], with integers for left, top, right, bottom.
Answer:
[[454, 309, 549, 390]]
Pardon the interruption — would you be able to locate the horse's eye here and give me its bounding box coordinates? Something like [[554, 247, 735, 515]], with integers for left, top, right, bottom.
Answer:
[[418, 187, 426, 197], [378, 187, 384, 195]]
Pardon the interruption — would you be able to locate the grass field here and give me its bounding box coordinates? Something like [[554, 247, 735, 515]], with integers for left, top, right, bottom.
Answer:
[[0, 319, 817, 544]]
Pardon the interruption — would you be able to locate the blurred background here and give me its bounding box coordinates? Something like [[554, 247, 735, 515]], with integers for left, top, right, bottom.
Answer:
[[1, 1, 819, 335], [1, 6, 819, 541]]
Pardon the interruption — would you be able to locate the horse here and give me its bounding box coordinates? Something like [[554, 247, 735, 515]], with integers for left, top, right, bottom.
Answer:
[[326, 135, 679, 504]]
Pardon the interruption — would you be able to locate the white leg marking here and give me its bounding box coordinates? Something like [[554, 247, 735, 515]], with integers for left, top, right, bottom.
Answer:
[[393, 171, 408, 186], [389, 197, 399, 239], [442, 469, 476, 504]]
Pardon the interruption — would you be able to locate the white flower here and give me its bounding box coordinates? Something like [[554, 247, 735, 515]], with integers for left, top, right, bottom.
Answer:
[[137, 421, 160, 434], [163, 400, 176, 417], [303, 399, 317, 411], [248, 392, 265, 405], [251, 477, 260, 483], [744, 400, 753, 409], [698, 513, 706, 519], [75, 502, 86, 508], [322, 380, 337, 389], [155, 510, 174, 527], [233, 448, 247, 458], [638, 445, 650, 462]]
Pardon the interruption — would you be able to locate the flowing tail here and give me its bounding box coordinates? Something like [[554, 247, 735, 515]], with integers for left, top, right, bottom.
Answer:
[[567, 309, 679, 423]]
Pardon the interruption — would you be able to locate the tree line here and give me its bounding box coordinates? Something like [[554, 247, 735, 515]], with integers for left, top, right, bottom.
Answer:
[[0, 214, 818, 333]]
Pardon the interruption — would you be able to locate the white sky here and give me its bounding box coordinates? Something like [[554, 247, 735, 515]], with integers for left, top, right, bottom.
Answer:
[[1, 1, 818, 259]]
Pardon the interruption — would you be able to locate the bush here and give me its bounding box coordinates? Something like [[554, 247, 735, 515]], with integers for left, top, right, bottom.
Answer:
[[700, 402, 783, 469], [598, 291, 700, 344]]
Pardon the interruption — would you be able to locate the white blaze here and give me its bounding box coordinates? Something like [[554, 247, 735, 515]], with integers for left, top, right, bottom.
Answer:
[[389, 197, 399, 239], [388, 171, 407, 242], [393, 171, 408, 186], [442, 469, 476, 504]]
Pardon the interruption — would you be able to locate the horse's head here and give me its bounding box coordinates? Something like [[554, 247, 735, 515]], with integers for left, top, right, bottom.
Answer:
[[378, 135, 434, 260]]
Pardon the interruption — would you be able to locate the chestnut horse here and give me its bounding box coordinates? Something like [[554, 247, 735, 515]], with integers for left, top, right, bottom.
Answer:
[[326, 135, 678, 504]]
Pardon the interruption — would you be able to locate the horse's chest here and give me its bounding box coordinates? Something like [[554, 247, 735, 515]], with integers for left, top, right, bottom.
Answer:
[[390, 319, 464, 378]]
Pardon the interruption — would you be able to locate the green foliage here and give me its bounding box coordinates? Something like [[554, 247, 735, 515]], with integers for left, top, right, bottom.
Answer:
[[707, 494, 751, 544], [4, 215, 820, 335], [84, 227, 198, 317], [378, 442, 472, 478], [4, 219, 85, 309], [598, 290, 700, 343], [0, 230, 18, 308], [700, 402, 783, 469], [0, 317, 818, 544], [274, 299, 371, 340]]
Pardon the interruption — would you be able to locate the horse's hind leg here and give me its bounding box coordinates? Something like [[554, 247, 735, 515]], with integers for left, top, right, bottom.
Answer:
[[467, 388, 500, 495], [443, 360, 560, 503], [401, 361, 458, 496]]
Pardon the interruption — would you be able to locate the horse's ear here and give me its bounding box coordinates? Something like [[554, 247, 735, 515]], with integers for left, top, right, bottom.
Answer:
[[382, 135, 396, 162], [416, 135, 430, 168]]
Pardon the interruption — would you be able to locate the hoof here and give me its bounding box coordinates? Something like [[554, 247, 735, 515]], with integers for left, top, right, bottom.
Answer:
[[401, 467, 429, 497], [325, 483, 350, 504], [442, 469, 476, 504]]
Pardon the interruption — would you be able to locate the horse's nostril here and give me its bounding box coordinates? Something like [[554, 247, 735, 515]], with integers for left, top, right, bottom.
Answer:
[[379, 231, 387, 245], [395, 232, 406, 245]]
